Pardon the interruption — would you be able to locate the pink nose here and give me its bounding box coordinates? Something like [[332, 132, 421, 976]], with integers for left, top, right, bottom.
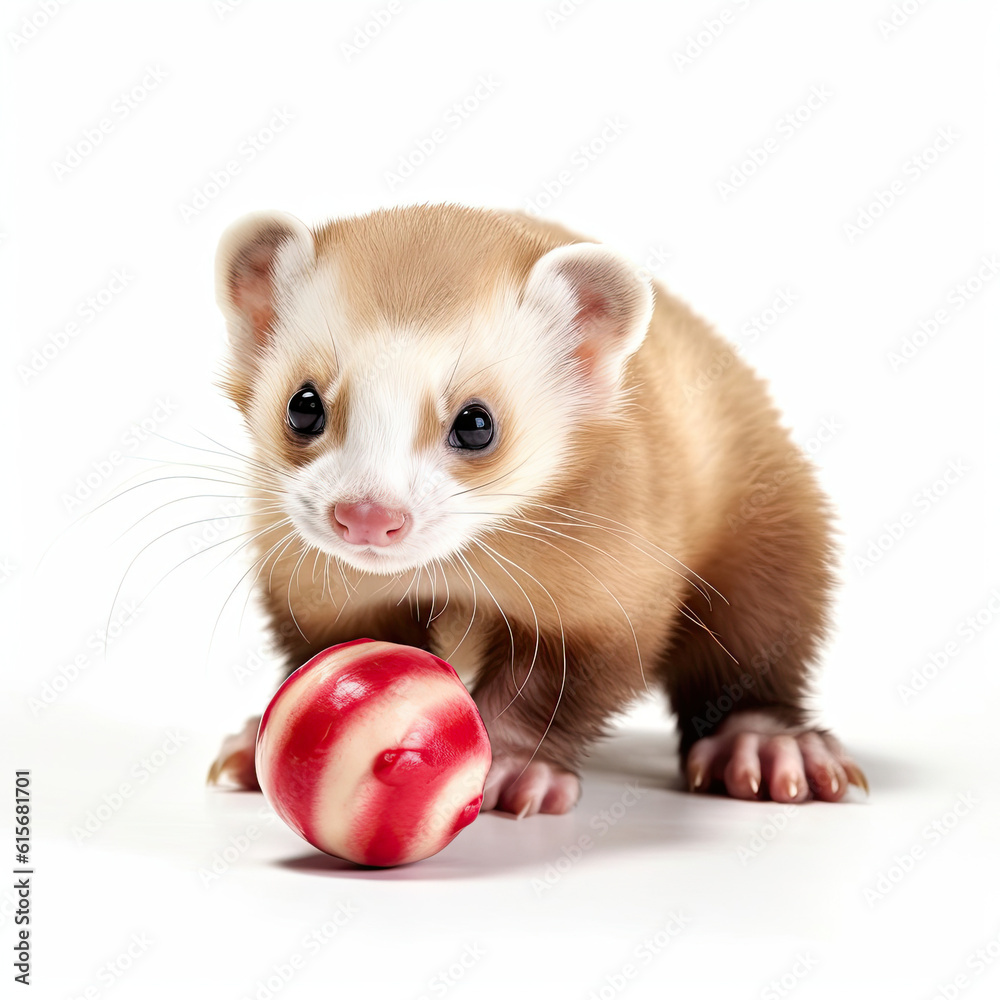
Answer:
[[331, 502, 410, 547]]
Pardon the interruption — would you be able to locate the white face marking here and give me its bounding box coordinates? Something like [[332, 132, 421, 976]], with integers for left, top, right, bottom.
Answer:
[[249, 241, 648, 578], [278, 325, 502, 576]]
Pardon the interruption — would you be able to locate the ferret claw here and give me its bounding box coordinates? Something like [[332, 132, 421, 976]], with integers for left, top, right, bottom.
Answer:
[[208, 716, 262, 791], [206, 753, 242, 786], [844, 762, 870, 795], [483, 755, 580, 816], [686, 714, 865, 803]]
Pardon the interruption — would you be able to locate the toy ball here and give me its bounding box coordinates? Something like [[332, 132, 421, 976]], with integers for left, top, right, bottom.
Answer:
[[256, 639, 492, 866]]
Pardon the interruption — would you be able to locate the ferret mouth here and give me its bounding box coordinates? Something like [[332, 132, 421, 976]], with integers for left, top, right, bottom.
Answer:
[[331, 543, 421, 575], [309, 526, 431, 576]]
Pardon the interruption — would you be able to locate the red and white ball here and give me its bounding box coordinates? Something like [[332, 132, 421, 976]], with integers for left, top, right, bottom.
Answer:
[[256, 639, 492, 867]]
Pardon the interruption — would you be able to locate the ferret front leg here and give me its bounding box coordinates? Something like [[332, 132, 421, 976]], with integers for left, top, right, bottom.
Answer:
[[473, 682, 583, 819], [471, 624, 640, 818], [661, 501, 868, 803], [663, 618, 868, 803]]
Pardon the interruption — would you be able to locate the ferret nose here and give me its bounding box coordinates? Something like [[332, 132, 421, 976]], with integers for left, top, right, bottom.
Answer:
[[331, 502, 410, 547]]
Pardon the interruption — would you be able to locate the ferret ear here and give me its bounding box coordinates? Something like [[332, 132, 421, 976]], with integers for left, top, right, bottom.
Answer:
[[215, 211, 315, 361], [521, 242, 653, 403]]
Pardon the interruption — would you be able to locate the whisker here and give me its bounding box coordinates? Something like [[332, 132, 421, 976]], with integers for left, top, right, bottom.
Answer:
[[425, 561, 438, 624], [96, 473, 285, 519], [237, 524, 303, 634], [396, 566, 422, 608], [309, 545, 323, 586], [333, 555, 354, 599], [321, 553, 332, 607], [106, 515, 276, 670], [443, 318, 474, 396], [105, 509, 265, 651], [127, 453, 284, 490], [211, 521, 298, 655], [285, 542, 314, 643], [428, 557, 452, 625], [472, 540, 567, 785], [505, 513, 735, 665], [37, 471, 281, 575], [490, 520, 649, 694], [267, 530, 305, 600], [455, 551, 517, 689], [365, 569, 407, 602], [461, 491, 725, 608], [445, 451, 537, 501], [409, 564, 422, 621], [531, 502, 726, 605], [327, 558, 358, 626], [470, 539, 542, 718], [444, 554, 478, 662], [151, 428, 287, 483], [111, 495, 284, 545], [322, 312, 340, 374], [449, 347, 533, 398]]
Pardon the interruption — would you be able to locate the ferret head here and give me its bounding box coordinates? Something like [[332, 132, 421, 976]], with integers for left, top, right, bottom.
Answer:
[[215, 205, 652, 576]]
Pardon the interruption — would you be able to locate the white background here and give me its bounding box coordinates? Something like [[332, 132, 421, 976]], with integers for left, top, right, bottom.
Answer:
[[4, 1, 1000, 997]]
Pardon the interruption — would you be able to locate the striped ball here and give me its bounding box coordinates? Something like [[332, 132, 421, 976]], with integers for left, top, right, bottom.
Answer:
[[256, 639, 492, 867]]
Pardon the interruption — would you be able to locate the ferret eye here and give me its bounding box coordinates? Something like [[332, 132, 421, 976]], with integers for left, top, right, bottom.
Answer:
[[287, 384, 325, 436], [449, 404, 494, 450]]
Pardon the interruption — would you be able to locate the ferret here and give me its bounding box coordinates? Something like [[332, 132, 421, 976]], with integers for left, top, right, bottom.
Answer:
[[206, 203, 866, 817]]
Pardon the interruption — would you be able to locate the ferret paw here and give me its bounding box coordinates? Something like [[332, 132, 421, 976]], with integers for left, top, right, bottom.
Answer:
[[482, 753, 581, 818], [207, 716, 261, 790], [685, 710, 868, 803]]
